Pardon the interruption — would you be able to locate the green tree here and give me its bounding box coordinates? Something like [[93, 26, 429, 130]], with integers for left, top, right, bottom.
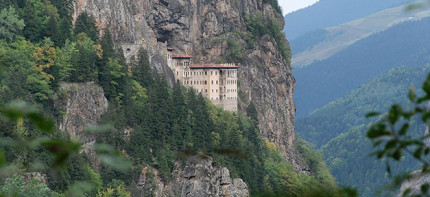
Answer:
[[366, 72, 430, 196], [74, 12, 99, 42], [133, 48, 154, 88], [21, 0, 45, 43], [0, 174, 59, 197], [71, 33, 99, 82], [0, 6, 25, 42]]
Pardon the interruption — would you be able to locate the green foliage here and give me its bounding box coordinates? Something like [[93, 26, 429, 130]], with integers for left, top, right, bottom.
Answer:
[[21, 0, 48, 43], [70, 33, 99, 82], [97, 179, 130, 197], [227, 38, 244, 62], [0, 174, 60, 197], [133, 48, 154, 88], [245, 14, 290, 62], [0, 6, 25, 42], [262, 0, 282, 14], [298, 66, 430, 196], [298, 65, 429, 148], [0, 2, 342, 196], [74, 12, 99, 42], [297, 139, 337, 187], [365, 69, 430, 196]]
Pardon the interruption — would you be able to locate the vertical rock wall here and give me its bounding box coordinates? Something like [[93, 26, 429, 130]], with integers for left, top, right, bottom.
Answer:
[[72, 0, 308, 172], [57, 82, 108, 143]]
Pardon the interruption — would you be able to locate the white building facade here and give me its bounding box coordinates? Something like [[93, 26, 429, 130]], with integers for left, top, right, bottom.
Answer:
[[166, 47, 238, 111]]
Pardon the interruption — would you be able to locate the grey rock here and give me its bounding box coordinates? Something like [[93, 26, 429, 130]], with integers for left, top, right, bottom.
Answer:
[[57, 82, 108, 143], [137, 156, 249, 197], [74, 0, 308, 173]]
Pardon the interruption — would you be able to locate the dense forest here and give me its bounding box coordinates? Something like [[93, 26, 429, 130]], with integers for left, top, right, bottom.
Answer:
[[293, 17, 430, 118], [283, 0, 414, 39], [0, 0, 338, 196], [297, 65, 430, 196]]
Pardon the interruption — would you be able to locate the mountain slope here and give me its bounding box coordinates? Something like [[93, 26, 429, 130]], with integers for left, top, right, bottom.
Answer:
[[283, 0, 415, 40], [73, 0, 305, 170], [291, 3, 430, 68], [296, 65, 429, 195], [296, 65, 429, 147], [293, 17, 430, 118]]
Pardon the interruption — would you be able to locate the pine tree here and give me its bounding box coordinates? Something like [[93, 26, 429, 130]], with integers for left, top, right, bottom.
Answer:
[[0, 0, 18, 10], [133, 48, 154, 88], [45, 16, 59, 46], [57, 18, 72, 47], [50, 0, 73, 23], [71, 33, 98, 82], [171, 82, 190, 149], [0, 6, 25, 42], [98, 28, 115, 99], [74, 12, 99, 42], [246, 102, 258, 126], [190, 93, 214, 150], [22, 1, 43, 42]]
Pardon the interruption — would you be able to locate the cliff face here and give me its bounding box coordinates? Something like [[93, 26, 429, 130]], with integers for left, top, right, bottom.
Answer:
[[72, 0, 307, 172], [136, 156, 249, 197], [57, 82, 109, 143]]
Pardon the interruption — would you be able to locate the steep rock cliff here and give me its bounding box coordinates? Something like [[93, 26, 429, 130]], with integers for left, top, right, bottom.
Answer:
[[57, 82, 109, 143], [73, 0, 307, 172], [136, 156, 249, 197]]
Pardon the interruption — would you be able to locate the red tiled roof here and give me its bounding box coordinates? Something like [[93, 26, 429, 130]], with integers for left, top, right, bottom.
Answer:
[[190, 64, 238, 69], [172, 53, 192, 59]]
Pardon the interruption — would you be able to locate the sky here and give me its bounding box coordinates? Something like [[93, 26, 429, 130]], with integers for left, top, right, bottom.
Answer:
[[278, 0, 319, 14]]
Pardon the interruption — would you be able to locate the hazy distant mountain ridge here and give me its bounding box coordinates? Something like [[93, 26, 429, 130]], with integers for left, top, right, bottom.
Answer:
[[290, 3, 430, 68], [283, 0, 415, 40], [298, 65, 429, 196], [294, 17, 430, 118]]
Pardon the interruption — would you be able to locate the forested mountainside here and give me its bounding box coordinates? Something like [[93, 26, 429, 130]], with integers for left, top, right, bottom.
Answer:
[[71, 0, 306, 171], [283, 0, 414, 40], [290, 3, 430, 68], [297, 65, 429, 196], [0, 0, 339, 196], [294, 17, 430, 118]]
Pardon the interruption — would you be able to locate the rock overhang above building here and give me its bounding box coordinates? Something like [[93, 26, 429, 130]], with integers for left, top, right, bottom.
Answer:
[[190, 64, 239, 69], [172, 53, 192, 59]]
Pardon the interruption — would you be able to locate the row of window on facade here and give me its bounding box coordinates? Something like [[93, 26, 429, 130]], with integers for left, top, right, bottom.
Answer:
[[210, 96, 237, 101], [183, 79, 237, 86], [179, 70, 237, 77], [175, 62, 190, 67], [191, 88, 237, 94]]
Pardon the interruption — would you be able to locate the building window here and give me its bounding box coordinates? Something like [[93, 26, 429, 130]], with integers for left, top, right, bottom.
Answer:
[[205, 89, 207, 93], [205, 81, 207, 84], [211, 80, 213, 84], [211, 71, 213, 75], [216, 80, 218, 84], [205, 71, 207, 75]]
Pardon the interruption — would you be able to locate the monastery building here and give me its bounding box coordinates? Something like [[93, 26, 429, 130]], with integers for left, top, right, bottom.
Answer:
[[166, 46, 238, 111]]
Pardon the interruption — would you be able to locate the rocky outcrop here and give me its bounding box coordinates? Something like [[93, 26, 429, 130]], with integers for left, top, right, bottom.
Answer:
[[136, 156, 249, 197], [57, 82, 108, 143], [72, 0, 308, 172]]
